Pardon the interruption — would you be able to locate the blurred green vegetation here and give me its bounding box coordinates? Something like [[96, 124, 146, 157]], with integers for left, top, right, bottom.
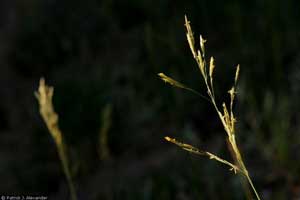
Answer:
[[1, 0, 300, 199]]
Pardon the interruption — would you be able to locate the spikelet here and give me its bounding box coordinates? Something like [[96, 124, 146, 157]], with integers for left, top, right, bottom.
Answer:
[[200, 35, 206, 56], [197, 50, 206, 77], [209, 57, 215, 78], [164, 136, 240, 174], [158, 73, 211, 102], [184, 16, 206, 77], [158, 73, 187, 89], [235, 64, 240, 85], [228, 87, 235, 104], [209, 57, 215, 96], [184, 15, 197, 59]]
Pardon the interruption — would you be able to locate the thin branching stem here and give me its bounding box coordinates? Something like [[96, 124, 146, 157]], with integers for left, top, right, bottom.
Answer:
[[160, 16, 262, 200]]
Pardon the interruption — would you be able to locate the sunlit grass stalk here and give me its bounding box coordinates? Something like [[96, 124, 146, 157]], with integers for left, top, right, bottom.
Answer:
[[159, 16, 261, 200], [35, 78, 77, 200]]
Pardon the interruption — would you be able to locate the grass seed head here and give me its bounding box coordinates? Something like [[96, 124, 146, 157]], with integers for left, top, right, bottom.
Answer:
[[158, 73, 186, 89]]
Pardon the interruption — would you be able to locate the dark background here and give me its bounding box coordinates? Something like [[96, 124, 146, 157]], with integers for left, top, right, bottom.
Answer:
[[1, 0, 300, 199]]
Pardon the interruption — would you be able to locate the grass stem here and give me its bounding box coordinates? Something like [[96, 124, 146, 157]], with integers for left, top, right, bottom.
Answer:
[[160, 16, 262, 200], [35, 78, 77, 200]]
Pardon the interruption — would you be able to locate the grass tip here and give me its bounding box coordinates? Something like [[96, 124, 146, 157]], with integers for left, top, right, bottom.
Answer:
[[164, 136, 172, 141]]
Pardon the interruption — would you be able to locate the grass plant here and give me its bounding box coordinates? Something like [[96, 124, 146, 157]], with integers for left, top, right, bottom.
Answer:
[[159, 16, 261, 200], [35, 78, 77, 200]]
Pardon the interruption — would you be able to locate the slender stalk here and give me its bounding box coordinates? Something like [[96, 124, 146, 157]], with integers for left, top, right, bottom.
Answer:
[[57, 142, 77, 200], [246, 174, 261, 200], [35, 78, 77, 200]]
